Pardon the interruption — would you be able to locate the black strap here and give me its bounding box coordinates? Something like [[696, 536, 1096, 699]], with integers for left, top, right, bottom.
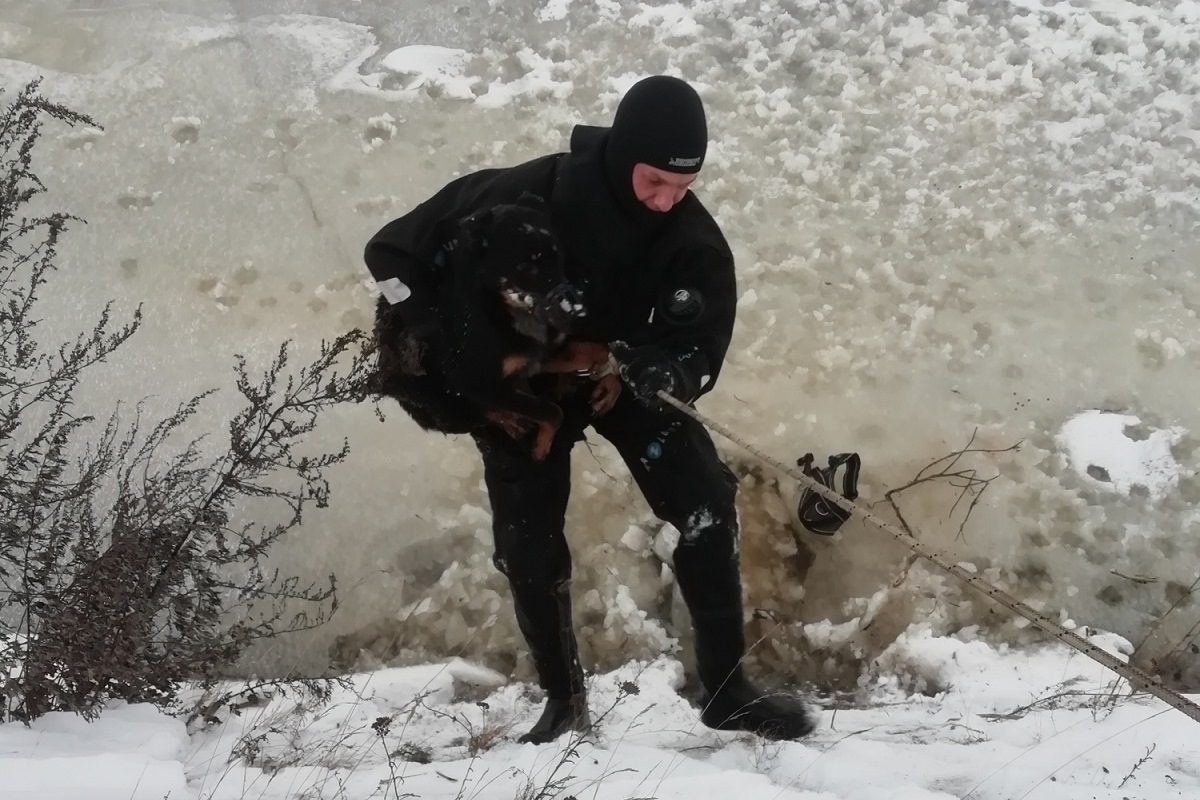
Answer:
[[795, 452, 861, 536]]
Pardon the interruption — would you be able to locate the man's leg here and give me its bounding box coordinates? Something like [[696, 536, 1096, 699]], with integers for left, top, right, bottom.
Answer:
[[593, 395, 816, 739], [475, 426, 589, 744]]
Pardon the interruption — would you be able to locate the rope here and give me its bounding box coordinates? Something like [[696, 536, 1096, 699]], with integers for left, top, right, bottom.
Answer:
[[657, 391, 1200, 725]]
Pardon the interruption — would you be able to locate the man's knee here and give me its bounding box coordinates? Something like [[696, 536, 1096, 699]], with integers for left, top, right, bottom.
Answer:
[[675, 499, 736, 550], [493, 521, 568, 575], [664, 458, 739, 547], [489, 482, 573, 592], [670, 481, 736, 550], [667, 460, 742, 612]]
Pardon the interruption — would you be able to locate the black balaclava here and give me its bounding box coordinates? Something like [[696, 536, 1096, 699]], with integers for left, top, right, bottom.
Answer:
[[552, 76, 708, 332], [604, 75, 708, 226]]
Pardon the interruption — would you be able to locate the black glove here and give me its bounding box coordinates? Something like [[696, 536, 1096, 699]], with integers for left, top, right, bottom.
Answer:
[[611, 342, 686, 407]]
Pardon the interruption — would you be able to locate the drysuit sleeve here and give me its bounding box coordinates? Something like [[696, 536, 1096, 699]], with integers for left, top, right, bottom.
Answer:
[[363, 172, 492, 330], [646, 242, 737, 403]]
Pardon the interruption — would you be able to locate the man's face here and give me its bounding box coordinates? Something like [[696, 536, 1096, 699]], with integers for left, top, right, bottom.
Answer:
[[631, 163, 697, 213]]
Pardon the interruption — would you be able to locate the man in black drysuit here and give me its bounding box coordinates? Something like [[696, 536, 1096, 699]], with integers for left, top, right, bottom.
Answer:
[[364, 76, 815, 743]]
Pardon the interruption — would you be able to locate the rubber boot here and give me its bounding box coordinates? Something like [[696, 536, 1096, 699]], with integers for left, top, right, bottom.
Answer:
[[519, 693, 590, 744], [692, 611, 816, 740], [512, 578, 591, 744]]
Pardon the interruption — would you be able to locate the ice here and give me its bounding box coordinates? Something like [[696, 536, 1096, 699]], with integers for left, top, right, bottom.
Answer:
[[4, 0, 1199, 713], [629, 3, 703, 41], [475, 47, 573, 109], [619, 524, 652, 553], [536, 0, 575, 23]]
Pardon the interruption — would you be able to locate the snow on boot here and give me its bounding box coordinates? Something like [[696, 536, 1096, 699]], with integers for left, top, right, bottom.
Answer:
[[700, 675, 816, 740], [518, 693, 591, 744]]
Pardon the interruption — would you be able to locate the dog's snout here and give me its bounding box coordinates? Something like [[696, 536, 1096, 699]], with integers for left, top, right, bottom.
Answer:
[[547, 283, 586, 318], [530, 283, 587, 335]]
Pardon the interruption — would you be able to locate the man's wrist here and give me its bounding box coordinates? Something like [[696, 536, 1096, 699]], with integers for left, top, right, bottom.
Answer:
[[610, 343, 687, 406]]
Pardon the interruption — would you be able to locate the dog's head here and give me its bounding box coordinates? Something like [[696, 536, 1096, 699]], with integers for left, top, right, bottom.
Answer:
[[456, 194, 586, 334]]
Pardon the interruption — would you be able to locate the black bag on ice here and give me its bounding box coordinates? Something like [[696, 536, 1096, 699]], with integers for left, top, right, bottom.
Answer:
[[795, 452, 861, 536]]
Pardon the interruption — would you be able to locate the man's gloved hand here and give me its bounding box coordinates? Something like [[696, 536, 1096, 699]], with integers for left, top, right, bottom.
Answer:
[[610, 342, 686, 407]]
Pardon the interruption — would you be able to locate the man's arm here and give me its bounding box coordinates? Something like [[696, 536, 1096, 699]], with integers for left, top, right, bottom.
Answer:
[[363, 182, 468, 332], [364, 156, 563, 329], [364, 168, 521, 330], [615, 242, 737, 406]]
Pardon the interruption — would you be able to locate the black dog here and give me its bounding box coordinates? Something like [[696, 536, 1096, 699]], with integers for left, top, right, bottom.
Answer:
[[371, 196, 612, 459]]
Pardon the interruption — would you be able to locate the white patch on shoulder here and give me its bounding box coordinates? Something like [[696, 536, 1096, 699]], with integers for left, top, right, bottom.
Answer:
[[378, 277, 412, 304], [700, 374, 711, 388]]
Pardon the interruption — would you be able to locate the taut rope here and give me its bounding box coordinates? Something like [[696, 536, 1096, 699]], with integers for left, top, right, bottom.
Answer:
[[658, 392, 1200, 725]]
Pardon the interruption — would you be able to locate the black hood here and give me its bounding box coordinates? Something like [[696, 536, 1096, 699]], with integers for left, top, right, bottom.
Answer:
[[605, 75, 707, 222], [554, 124, 664, 269], [554, 76, 709, 257]]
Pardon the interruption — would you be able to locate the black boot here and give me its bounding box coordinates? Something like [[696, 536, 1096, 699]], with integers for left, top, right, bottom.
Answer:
[[512, 578, 591, 744], [519, 692, 590, 744], [692, 611, 816, 740]]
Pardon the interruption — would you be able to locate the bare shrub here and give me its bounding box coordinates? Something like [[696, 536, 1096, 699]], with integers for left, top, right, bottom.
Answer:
[[0, 79, 373, 722]]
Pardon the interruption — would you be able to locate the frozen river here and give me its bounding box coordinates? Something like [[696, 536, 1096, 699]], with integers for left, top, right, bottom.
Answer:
[[2, 0, 1198, 690]]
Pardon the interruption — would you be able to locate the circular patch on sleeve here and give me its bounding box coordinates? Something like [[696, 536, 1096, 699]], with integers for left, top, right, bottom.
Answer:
[[660, 286, 705, 324]]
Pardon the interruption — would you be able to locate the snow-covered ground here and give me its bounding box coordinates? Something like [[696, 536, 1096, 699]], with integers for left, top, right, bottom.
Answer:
[[3, 638, 1199, 800], [2, 0, 1199, 796]]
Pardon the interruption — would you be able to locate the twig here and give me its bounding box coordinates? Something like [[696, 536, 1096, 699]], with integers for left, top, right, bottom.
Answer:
[[1118, 743, 1155, 788], [1110, 570, 1157, 585], [372, 716, 406, 800], [1010, 712, 1168, 800], [883, 428, 1020, 542], [1134, 576, 1198, 655], [977, 679, 1102, 721]]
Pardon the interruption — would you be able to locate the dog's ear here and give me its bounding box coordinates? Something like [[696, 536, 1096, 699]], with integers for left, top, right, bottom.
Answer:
[[515, 191, 547, 210], [458, 208, 493, 251]]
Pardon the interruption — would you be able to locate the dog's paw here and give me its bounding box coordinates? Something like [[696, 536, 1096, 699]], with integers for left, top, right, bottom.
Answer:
[[485, 409, 534, 440], [531, 421, 557, 460], [590, 373, 621, 415]]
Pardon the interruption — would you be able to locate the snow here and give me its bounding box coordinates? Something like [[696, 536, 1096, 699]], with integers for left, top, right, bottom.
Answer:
[[377, 44, 475, 100], [1056, 410, 1186, 499], [380, 45, 468, 85], [0, 704, 190, 800], [629, 4, 704, 41], [3, 640, 1198, 800], [537, 0, 576, 23], [4, 0, 1200, 795]]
